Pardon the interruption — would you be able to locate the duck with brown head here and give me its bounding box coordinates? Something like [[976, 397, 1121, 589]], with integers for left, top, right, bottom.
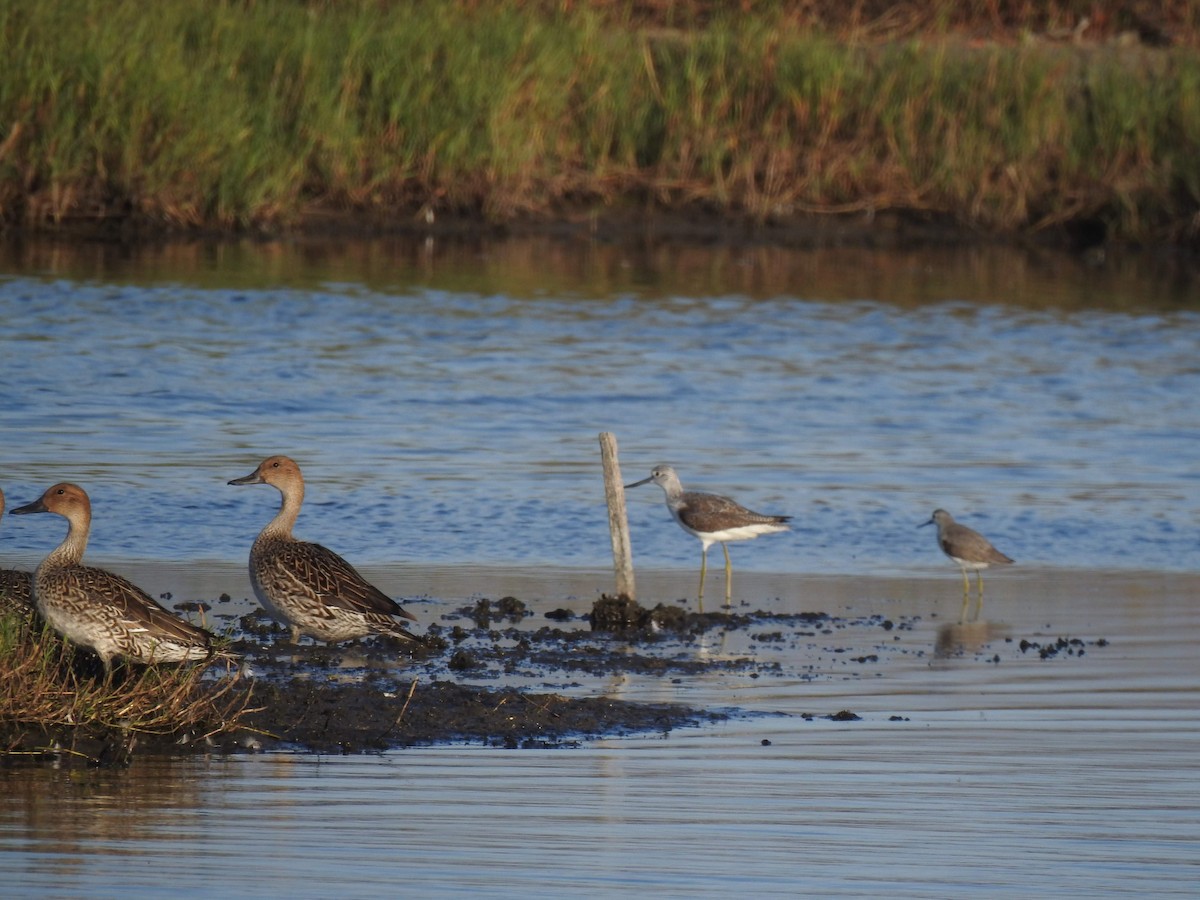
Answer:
[[228, 455, 424, 646], [11, 482, 216, 675]]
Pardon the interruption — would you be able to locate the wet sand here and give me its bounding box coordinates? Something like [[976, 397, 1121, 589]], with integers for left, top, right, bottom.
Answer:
[[4, 564, 1195, 895], [7, 563, 1192, 762]]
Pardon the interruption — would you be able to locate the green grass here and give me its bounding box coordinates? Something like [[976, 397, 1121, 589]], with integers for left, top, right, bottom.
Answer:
[[2, 0, 1200, 242]]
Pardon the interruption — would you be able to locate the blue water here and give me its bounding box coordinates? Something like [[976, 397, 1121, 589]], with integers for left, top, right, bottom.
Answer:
[[2, 575, 1198, 898], [1, 240, 1198, 577], [1, 239, 1198, 898]]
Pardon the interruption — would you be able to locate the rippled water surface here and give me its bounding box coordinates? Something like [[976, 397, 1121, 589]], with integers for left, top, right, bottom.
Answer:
[[1, 238, 1199, 576], [1, 571, 1196, 898], [1, 237, 1198, 896]]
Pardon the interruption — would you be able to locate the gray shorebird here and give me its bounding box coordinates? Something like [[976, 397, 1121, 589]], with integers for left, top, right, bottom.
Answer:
[[625, 464, 791, 606], [0, 487, 34, 618], [228, 455, 422, 645], [921, 508, 1014, 621], [11, 483, 215, 675]]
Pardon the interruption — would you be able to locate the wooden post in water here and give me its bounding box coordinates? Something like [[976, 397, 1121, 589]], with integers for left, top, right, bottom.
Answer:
[[600, 432, 636, 600]]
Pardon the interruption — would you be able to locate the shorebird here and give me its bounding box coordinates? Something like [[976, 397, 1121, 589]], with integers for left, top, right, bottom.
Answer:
[[625, 464, 791, 606], [228, 455, 423, 645], [11, 483, 215, 675], [921, 508, 1014, 622], [0, 487, 34, 618]]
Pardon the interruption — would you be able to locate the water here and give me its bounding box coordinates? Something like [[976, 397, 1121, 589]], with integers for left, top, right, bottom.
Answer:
[[1, 237, 1198, 896], [1, 239, 1198, 577], [0, 571, 1196, 897]]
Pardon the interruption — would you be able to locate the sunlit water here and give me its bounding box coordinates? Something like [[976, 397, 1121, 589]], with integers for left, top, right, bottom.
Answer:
[[1, 239, 1198, 577], [1, 571, 1196, 898], [1, 237, 1198, 896]]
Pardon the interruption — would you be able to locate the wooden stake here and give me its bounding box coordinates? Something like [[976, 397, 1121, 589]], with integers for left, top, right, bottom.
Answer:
[[599, 432, 636, 600]]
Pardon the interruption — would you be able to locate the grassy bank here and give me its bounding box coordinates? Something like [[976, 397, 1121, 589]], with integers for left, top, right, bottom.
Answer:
[[2, 0, 1199, 244], [0, 608, 256, 765]]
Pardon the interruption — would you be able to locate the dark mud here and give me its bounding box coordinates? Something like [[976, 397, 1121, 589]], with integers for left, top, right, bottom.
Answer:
[[30, 205, 1050, 255], [0, 581, 901, 765], [223, 594, 876, 755], [219, 597, 726, 754], [3, 590, 1109, 765]]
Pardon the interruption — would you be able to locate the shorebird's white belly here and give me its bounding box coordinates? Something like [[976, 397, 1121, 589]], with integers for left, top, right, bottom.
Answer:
[[950, 556, 991, 571], [682, 522, 789, 545]]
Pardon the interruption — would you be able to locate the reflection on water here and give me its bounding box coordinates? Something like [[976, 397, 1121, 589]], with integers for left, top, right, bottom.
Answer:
[[934, 619, 1011, 659], [0, 237, 1197, 585], [1, 235, 1199, 894], [2, 763, 212, 881], [0, 571, 1196, 897], [4, 234, 1199, 313]]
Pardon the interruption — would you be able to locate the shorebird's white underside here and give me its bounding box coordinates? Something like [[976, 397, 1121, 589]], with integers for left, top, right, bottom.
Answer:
[[689, 522, 790, 549], [950, 556, 993, 572]]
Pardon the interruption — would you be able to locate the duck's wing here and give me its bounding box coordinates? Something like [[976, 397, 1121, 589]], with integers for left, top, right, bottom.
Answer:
[[264, 540, 417, 622]]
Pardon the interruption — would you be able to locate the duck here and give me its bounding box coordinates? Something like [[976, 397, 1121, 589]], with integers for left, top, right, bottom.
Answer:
[[11, 483, 216, 674], [0, 486, 35, 618], [228, 455, 423, 645]]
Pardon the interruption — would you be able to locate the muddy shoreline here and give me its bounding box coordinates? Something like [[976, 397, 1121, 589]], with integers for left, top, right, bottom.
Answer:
[[7, 204, 1105, 256], [1, 592, 910, 764], [0, 567, 1124, 766], [229, 594, 893, 754]]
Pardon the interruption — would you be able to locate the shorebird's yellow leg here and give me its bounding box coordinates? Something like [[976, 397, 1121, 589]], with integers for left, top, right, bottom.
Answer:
[[959, 568, 971, 623], [974, 571, 986, 621], [722, 543, 733, 607], [697, 547, 708, 606]]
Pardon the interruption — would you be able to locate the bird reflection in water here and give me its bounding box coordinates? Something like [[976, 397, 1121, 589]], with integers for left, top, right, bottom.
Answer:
[[934, 619, 1010, 660]]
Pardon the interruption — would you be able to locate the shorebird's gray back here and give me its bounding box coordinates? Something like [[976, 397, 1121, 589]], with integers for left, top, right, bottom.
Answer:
[[927, 509, 1014, 569]]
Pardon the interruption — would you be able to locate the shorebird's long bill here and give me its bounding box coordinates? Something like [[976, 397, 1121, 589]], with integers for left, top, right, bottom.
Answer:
[[624, 476, 654, 490], [918, 518, 934, 528]]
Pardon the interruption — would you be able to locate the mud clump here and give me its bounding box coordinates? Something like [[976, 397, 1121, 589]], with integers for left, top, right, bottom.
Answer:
[[460, 596, 531, 629], [447, 648, 480, 671], [590, 594, 646, 632], [1018, 636, 1107, 659], [589, 595, 741, 637], [238, 677, 719, 753]]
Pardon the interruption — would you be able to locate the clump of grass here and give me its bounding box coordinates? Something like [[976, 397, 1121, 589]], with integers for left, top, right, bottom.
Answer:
[[0, 611, 256, 766]]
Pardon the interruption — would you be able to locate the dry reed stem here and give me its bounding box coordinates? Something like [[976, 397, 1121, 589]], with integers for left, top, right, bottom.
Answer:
[[0, 616, 259, 757]]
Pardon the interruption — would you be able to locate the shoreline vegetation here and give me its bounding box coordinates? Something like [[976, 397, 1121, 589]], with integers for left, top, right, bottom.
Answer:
[[0, 605, 257, 766], [2, 1, 1200, 250]]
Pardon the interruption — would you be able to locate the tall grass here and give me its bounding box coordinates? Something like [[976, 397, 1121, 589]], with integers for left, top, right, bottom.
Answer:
[[2, 0, 1199, 241]]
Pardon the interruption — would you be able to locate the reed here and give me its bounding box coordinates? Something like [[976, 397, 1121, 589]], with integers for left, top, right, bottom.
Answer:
[[2, 0, 1199, 242], [0, 611, 256, 764]]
